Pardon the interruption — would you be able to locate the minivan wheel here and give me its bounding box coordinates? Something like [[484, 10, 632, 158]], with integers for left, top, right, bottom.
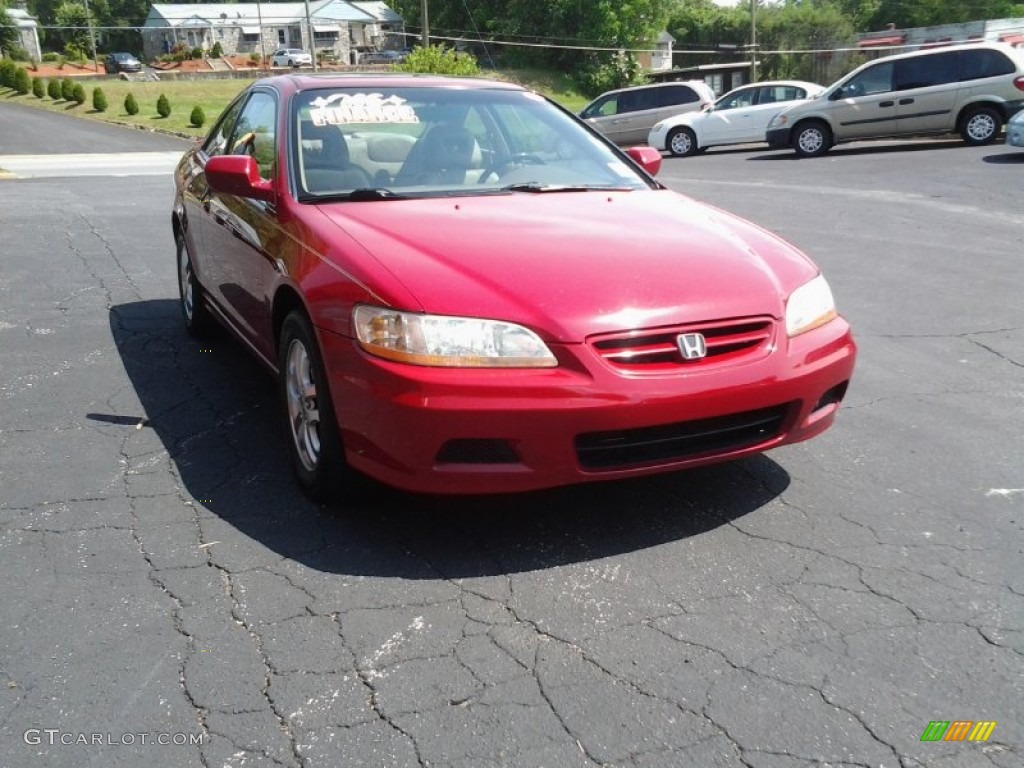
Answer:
[[960, 106, 1001, 146], [793, 121, 832, 158], [667, 127, 698, 157]]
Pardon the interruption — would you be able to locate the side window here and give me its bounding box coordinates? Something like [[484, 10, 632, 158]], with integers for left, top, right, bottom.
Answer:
[[657, 85, 700, 107], [959, 49, 1015, 80], [719, 88, 754, 110], [621, 88, 658, 113], [229, 91, 277, 179], [585, 95, 619, 117], [759, 86, 802, 103], [895, 52, 958, 89], [202, 98, 245, 157], [841, 62, 894, 97]]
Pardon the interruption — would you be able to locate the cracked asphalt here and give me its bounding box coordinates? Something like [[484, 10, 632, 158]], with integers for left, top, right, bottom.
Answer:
[[1, 103, 1021, 768]]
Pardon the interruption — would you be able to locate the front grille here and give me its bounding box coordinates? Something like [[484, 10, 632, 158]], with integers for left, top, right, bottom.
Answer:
[[591, 317, 774, 372], [575, 404, 791, 470]]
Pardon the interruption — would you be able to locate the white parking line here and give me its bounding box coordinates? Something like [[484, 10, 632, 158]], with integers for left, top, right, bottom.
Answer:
[[0, 151, 183, 178]]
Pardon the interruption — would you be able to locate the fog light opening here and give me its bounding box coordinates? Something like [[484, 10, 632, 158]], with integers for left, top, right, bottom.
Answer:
[[435, 439, 520, 465], [813, 381, 849, 413]]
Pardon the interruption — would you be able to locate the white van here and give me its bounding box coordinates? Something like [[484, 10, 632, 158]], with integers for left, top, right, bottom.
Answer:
[[581, 81, 715, 145], [765, 42, 1024, 157]]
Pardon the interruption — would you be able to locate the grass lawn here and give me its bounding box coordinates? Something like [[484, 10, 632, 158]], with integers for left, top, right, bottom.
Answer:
[[0, 69, 589, 139]]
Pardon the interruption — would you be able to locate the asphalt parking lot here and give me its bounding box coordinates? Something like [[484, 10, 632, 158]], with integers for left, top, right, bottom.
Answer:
[[1, 101, 1022, 767]]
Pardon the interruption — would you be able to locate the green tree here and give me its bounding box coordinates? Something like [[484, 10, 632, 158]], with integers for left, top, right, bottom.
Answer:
[[189, 104, 205, 127], [156, 92, 170, 117], [47, 77, 60, 99], [397, 44, 481, 75], [0, 5, 19, 56], [32, 75, 45, 98], [124, 91, 138, 114], [53, 1, 91, 59], [92, 86, 107, 111], [60, 76, 73, 100]]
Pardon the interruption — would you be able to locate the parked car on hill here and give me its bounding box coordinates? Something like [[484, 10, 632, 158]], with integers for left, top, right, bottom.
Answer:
[[649, 80, 825, 156], [104, 52, 142, 74], [172, 74, 855, 502], [270, 48, 312, 68], [766, 42, 1024, 157]]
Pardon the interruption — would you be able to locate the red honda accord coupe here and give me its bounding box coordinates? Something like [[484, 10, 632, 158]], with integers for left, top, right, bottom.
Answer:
[[172, 74, 855, 501]]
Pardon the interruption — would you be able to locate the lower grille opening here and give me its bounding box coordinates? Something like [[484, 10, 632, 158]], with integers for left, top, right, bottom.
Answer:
[[436, 439, 519, 465], [813, 381, 849, 412], [575, 404, 791, 471]]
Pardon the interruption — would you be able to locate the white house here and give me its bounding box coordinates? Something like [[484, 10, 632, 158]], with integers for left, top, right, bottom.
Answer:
[[141, 1, 403, 64], [4, 1, 42, 62]]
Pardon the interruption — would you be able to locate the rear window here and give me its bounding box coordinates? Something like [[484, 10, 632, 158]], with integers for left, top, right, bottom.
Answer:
[[959, 49, 1015, 81], [656, 85, 701, 107]]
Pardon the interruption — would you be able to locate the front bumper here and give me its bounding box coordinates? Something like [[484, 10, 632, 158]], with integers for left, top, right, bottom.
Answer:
[[766, 127, 791, 150], [319, 318, 856, 494], [1007, 120, 1024, 148]]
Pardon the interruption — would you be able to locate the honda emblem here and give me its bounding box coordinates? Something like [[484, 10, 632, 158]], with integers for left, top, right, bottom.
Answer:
[[677, 332, 707, 361]]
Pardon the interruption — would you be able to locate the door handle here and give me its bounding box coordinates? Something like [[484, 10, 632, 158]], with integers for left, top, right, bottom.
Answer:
[[879, 101, 895, 108], [898, 98, 914, 105]]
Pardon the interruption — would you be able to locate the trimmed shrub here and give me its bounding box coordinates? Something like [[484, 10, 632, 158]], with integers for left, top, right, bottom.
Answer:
[[124, 92, 139, 115], [92, 87, 108, 112], [190, 47, 203, 60], [47, 78, 61, 100], [32, 76, 45, 98], [249, 52, 261, 66], [210, 41, 223, 59], [189, 105, 206, 128], [14, 67, 31, 95], [156, 93, 171, 118], [71, 82, 86, 105], [397, 45, 480, 77], [61, 77, 75, 101], [42, 52, 61, 62], [0, 59, 16, 88]]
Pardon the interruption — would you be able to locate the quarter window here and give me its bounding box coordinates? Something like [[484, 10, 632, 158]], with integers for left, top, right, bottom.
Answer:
[[656, 85, 700, 107], [959, 49, 1014, 80]]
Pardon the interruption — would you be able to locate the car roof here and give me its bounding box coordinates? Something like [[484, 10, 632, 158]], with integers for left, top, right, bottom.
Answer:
[[259, 73, 530, 93], [856, 40, 1022, 66]]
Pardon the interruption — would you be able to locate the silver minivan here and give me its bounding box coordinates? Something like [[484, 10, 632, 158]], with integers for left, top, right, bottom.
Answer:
[[581, 81, 715, 145], [765, 42, 1024, 157]]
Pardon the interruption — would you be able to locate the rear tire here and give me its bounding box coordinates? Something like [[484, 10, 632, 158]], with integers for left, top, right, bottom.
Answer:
[[960, 106, 1001, 146], [792, 121, 832, 158], [667, 127, 699, 157], [176, 228, 211, 338], [278, 311, 352, 503]]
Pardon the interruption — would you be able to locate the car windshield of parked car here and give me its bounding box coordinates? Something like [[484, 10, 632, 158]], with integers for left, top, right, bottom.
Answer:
[[292, 86, 651, 200]]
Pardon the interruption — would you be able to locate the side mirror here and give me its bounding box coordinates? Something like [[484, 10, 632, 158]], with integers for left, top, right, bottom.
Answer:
[[626, 146, 662, 177], [204, 155, 274, 202]]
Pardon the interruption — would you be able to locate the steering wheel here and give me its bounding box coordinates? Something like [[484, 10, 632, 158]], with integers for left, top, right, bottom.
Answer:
[[478, 153, 546, 183]]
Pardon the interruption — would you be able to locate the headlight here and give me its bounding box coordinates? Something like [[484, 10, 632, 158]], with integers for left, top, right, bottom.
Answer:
[[353, 306, 557, 367], [768, 114, 789, 129], [785, 275, 837, 337]]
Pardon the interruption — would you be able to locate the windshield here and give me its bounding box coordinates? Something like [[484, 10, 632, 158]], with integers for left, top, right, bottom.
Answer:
[[291, 86, 651, 200]]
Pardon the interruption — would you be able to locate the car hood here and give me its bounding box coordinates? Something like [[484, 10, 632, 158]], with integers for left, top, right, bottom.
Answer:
[[312, 190, 818, 342]]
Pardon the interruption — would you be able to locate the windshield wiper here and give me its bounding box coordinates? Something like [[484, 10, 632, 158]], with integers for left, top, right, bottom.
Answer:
[[348, 188, 407, 201], [501, 182, 635, 193]]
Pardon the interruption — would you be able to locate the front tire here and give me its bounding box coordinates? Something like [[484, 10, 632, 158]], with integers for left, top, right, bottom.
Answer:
[[278, 311, 350, 502], [667, 127, 699, 157], [792, 121, 832, 158], [960, 106, 1001, 146], [176, 228, 211, 337]]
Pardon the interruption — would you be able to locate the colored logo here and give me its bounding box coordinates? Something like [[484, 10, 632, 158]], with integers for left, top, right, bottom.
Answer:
[[920, 721, 996, 742]]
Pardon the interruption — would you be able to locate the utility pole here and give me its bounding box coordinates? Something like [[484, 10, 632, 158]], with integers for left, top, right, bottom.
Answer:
[[304, 0, 317, 71], [421, 0, 429, 47], [82, 0, 99, 72], [749, 0, 757, 82]]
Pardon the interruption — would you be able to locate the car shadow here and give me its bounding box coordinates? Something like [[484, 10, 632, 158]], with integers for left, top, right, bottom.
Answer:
[[107, 299, 791, 579], [747, 138, 966, 160], [982, 150, 1024, 164]]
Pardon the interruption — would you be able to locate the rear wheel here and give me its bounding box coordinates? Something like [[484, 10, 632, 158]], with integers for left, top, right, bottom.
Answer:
[[176, 229, 211, 337], [960, 106, 1001, 146], [667, 127, 698, 157], [792, 121, 832, 158], [278, 311, 352, 503]]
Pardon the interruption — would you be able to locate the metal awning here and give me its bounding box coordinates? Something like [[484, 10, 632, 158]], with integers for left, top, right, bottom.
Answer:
[[858, 35, 906, 47], [240, 26, 260, 34], [312, 25, 338, 33]]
